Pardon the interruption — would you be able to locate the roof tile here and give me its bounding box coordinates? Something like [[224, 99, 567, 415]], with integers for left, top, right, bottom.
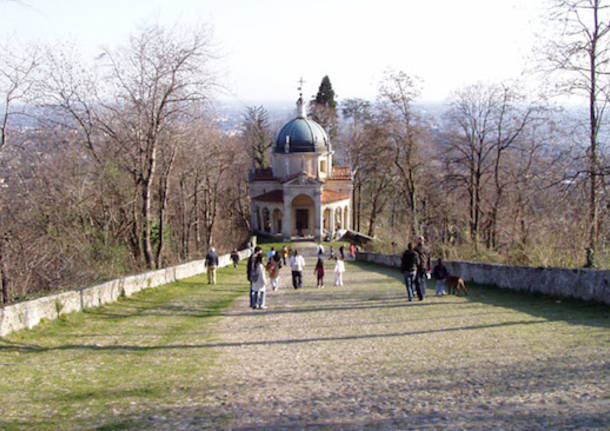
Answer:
[[252, 189, 284, 203], [322, 189, 351, 204]]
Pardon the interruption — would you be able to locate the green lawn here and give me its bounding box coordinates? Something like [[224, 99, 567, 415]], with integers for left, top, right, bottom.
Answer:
[[0, 264, 249, 430], [0, 257, 608, 430]]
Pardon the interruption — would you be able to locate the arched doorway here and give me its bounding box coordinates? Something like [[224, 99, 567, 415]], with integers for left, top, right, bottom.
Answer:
[[335, 207, 342, 230], [323, 208, 331, 233], [291, 194, 315, 237], [256, 207, 262, 231], [262, 208, 271, 232]]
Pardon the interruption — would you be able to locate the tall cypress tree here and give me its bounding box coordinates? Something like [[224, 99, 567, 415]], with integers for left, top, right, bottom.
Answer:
[[309, 75, 338, 141], [314, 75, 337, 109]]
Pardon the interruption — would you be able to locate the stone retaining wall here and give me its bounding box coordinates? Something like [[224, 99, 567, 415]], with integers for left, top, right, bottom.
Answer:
[[356, 251, 610, 305], [0, 249, 251, 337]]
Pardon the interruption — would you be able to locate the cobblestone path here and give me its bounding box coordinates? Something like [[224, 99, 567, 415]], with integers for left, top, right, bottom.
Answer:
[[149, 257, 609, 430]]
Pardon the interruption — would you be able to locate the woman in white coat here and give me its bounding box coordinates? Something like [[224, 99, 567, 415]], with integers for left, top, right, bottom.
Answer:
[[251, 254, 268, 309]]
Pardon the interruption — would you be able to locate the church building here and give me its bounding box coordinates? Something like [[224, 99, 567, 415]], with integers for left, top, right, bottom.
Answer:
[[249, 94, 353, 241]]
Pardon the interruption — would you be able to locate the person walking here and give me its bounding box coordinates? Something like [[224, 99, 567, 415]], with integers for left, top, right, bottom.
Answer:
[[334, 256, 345, 286], [281, 246, 289, 266], [247, 246, 262, 308], [267, 247, 276, 261], [230, 249, 239, 268], [414, 235, 431, 301], [205, 247, 219, 284], [251, 254, 268, 309], [267, 256, 280, 291], [400, 243, 419, 301], [349, 243, 356, 259], [432, 258, 449, 296], [272, 250, 282, 268], [314, 257, 325, 288], [339, 244, 345, 259], [290, 249, 305, 289]]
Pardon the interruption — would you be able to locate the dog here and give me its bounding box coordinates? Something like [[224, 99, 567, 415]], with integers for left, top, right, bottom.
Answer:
[[446, 275, 467, 296]]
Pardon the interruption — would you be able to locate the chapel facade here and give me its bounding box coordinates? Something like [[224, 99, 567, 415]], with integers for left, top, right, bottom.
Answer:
[[249, 95, 352, 241]]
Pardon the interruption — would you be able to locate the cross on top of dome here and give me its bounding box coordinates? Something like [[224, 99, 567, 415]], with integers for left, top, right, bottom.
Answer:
[[296, 76, 306, 119]]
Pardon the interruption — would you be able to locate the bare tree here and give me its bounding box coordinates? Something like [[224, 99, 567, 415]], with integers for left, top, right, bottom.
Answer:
[[444, 83, 499, 243], [355, 118, 396, 238], [241, 105, 272, 169], [0, 40, 39, 302], [377, 70, 426, 236], [170, 118, 234, 257], [341, 98, 373, 232], [487, 85, 543, 248], [42, 24, 218, 269], [155, 144, 177, 268], [444, 82, 540, 245], [544, 0, 610, 263], [0, 40, 39, 153]]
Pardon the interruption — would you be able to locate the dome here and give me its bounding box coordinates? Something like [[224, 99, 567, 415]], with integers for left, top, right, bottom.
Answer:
[[274, 117, 329, 153]]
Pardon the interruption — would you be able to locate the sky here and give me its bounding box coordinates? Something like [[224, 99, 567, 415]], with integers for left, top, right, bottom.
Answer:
[[1, 0, 548, 105]]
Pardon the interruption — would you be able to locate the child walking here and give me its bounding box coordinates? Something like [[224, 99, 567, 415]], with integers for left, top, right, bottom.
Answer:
[[267, 258, 280, 291], [314, 257, 325, 288], [334, 256, 345, 286], [432, 258, 449, 296]]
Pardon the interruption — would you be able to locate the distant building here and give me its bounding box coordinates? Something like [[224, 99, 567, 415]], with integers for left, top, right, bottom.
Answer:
[[249, 94, 352, 241]]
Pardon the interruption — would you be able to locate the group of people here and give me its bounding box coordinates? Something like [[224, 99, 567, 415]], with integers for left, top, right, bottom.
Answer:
[[313, 252, 346, 288], [245, 244, 349, 310], [317, 243, 357, 261], [400, 235, 449, 301], [213, 237, 448, 309]]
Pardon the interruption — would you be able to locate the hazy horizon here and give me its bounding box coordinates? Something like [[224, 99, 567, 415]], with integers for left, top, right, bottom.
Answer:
[[2, 0, 553, 103]]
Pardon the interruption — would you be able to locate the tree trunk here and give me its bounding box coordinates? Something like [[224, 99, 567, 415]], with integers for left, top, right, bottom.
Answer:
[[473, 158, 483, 245], [179, 178, 188, 260], [0, 237, 9, 304], [352, 182, 357, 231], [356, 184, 362, 232], [142, 146, 157, 269], [469, 163, 476, 242], [588, 14, 600, 258], [491, 148, 504, 249], [409, 182, 418, 237], [193, 172, 201, 252], [155, 149, 175, 269], [128, 183, 142, 263], [367, 203, 378, 238]]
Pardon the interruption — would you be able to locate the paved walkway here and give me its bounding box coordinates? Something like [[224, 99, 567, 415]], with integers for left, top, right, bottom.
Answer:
[[147, 256, 609, 430]]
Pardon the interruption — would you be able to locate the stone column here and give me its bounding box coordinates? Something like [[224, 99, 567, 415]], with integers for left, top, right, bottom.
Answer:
[[346, 205, 351, 230], [313, 190, 322, 241], [330, 207, 336, 237], [251, 204, 258, 231], [282, 190, 292, 240]]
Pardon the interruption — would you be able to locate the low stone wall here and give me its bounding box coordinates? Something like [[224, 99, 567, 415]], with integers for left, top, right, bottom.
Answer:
[[356, 251, 610, 305], [0, 249, 251, 337]]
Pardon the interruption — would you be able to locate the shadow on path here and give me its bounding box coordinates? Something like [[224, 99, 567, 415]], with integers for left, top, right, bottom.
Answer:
[[0, 318, 547, 354]]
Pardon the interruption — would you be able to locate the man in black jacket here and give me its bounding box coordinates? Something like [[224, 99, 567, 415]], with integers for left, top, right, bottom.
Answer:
[[414, 236, 430, 300], [400, 243, 419, 301], [247, 247, 262, 309]]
